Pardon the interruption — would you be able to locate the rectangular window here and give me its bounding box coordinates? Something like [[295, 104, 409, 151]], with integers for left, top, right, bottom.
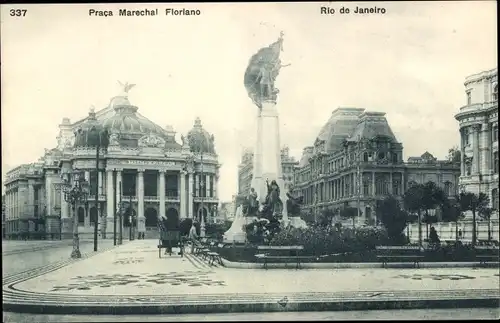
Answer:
[[89, 171, 98, 196], [493, 125, 498, 143], [494, 152, 499, 174]]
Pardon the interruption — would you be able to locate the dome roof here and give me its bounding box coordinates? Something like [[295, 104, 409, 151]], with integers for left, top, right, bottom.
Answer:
[[186, 117, 215, 154], [100, 95, 165, 136], [73, 109, 110, 148]]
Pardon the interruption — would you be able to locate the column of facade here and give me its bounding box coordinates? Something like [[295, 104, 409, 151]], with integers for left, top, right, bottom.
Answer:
[[180, 171, 187, 218], [195, 174, 199, 197], [389, 172, 393, 195], [105, 169, 115, 238], [115, 170, 122, 205], [98, 171, 103, 196], [28, 182, 34, 219], [472, 124, 481, 174], [46, 175, 52, 217], [159, 170, 166, 219], [372, 172, 376, 196], [206, 174, 210, 198], [213, 174, 218, 199], [480, 122, 491, 174], [460, 128, 466, 176], [188, 172, 194, 218], [137, 169, 145, 234]]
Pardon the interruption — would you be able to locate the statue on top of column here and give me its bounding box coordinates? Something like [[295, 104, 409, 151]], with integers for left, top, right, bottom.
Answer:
[[243, 31, 291, 108]]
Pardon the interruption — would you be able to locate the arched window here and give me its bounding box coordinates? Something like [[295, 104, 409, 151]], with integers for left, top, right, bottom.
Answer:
[[363, 152, 369, 162], [493, 84, 498, 101]]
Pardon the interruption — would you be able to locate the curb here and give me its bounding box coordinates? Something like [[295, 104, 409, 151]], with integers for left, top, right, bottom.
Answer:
[[3, 290, 499, 315], [220, 258, 500, 269]]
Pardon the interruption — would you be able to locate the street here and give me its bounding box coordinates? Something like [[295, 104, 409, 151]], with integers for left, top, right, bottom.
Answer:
[[2, 239, 118, 277], [3, 308, 499, 322]]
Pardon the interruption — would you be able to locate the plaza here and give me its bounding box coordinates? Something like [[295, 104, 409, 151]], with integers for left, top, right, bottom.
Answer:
[[1, 4, 499, 318], [3, 240, 499, 315]]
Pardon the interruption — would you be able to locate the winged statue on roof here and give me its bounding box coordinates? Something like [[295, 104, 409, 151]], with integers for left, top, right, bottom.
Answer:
[[118, 81, 136, 95], [243, 31, 291, 108]]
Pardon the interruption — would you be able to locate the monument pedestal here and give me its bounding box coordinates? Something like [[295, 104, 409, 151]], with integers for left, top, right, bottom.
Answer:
[[251, 100, 289, 223], [223, 206, 256, 244]]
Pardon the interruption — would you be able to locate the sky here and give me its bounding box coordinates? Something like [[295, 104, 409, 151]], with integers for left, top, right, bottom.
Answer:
[[1, 1, 497, 200]]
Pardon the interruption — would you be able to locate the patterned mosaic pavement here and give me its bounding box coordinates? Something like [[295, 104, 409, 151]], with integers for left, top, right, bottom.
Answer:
[[3, 240, 499, 314]]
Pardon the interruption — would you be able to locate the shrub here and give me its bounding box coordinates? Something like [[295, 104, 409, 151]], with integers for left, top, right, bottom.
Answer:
[[269, 225, 390, 256], [205, 221, 233, 241]]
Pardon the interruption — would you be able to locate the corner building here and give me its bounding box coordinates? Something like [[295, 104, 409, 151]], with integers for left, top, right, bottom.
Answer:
[[455, 67, 498, 215], [3, 90, 220, 240], [293, 108, 460, 225]]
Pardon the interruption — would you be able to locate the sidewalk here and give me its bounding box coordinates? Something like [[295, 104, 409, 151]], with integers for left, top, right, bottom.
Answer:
[[3, 240, 499, 314]]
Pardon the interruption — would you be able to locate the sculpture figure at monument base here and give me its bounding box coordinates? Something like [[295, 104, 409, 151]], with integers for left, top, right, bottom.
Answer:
[[223, 206, 248, 244]]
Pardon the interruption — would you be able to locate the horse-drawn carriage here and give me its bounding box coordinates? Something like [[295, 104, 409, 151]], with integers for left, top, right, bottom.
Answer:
[[158, 217, 187, 258]]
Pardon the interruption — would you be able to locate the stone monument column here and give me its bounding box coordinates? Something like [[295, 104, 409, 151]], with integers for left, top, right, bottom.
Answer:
[[137, 169, 145, 235], [159, 169, 166, 219], [251, 100, 288, 222], [105, 169, 115, 238]]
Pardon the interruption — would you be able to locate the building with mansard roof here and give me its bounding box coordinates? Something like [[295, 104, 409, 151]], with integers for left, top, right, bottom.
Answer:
[[3, 88, 220, 240], [455, 67, 498, 215], [293, 108, 460, 226]]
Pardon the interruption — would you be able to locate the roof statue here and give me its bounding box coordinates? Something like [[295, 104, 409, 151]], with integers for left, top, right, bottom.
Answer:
[[244, 31, 291, 108], [118, 81, 136, 95]]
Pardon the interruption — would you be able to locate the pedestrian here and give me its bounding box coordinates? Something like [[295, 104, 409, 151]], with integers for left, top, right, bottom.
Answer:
[[429, 226, 440, 245], [189, 221, 198, 254]]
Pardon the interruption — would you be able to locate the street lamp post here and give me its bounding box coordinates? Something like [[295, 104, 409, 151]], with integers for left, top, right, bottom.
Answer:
[[60, 170, 89, 259], [200, 150, 206, 237], [127, 188, 133, 241], [93, 140, 100, 252]]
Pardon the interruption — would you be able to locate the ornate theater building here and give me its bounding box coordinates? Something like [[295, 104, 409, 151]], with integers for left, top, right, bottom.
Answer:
[[3, 88, 220, 240], [293, 108, 461, 225]]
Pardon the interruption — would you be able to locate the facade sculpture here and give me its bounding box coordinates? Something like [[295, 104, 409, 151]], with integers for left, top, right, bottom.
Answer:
[[3, 86, 220, 240]]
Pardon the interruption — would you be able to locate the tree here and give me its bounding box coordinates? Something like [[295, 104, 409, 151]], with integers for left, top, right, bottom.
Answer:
[[478, 207, 494, 241], [317, 208, 336, 227], [458, 192, 490, 246], [340, 206, 359, 228], [440, 196, 465, 242], [403, 183, 425, 247], [447, 146, 461, 164], [376, 196, 409, 244], [422, 181, 447, 238]]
